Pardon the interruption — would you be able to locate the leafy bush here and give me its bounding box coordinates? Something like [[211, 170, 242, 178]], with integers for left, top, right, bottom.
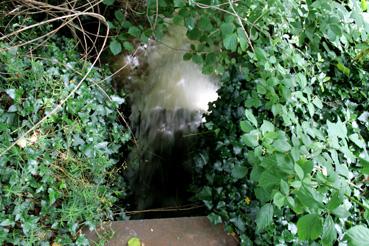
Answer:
[[0, 33, 130, 244], [175, 0, 369, 245]]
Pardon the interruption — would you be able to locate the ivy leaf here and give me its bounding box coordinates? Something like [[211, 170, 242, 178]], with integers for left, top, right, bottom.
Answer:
[[208, 213, 222, 224], [297, 214, 323, 240], [109, 39, 122, 55], [244, 109, 258, 127], [114, 10, 124, 22], [123, 41, 134, 52], [128, 26, 141, 38], [344, 225, 369, 246], [223, 33, 238, 52], [256, 204, 274, 232]]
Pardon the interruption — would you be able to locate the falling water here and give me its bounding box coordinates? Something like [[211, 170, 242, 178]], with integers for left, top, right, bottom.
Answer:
[[116, 25, 219, 211]]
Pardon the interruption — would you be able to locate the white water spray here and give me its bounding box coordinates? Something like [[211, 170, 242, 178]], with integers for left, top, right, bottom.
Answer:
[[117, 25, 219, 210]]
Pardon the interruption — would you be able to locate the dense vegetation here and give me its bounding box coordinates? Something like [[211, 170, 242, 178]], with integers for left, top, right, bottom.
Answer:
[[186, 0, 369, 245], [1, 0, 369, 245], [0, 22, 130, 244]]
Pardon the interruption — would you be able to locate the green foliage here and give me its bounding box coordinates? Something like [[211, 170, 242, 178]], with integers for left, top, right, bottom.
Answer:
[[180, 0, 369, 244], [0, 31, 130, 243], [344, 225, 369, 246], [103, 0, 174, 55]]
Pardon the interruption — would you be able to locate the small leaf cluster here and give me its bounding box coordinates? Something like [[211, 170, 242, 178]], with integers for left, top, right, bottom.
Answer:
[[0, 29, 130, 244]]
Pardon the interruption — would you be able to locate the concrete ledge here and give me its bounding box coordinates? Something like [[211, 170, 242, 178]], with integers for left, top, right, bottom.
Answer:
[[85, 217, 239, 246]]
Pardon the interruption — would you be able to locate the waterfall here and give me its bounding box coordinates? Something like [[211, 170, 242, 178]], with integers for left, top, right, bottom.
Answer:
[[116, 25, 219, 210]]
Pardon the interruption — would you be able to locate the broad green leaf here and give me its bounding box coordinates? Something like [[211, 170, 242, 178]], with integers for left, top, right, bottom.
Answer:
[[232, 165, 247, 179], [123, 41, 134, 52], [280, 180, 289, 195], [273, 139, 291, 152], [244, 109, 258, 127], [327, 191, 344, 211], [297, 214, 323, 240], [332, 205, 350, 218], [273, 192, 285, 209], [307, 103, 315, 116], [198, 16, 212, 31], [297, 159, 313, 175], [223, 33, 238, 52], [260, 120, 275, 135], [192, 54, 203, 64], [220, 22, 235, 35], [241, 131, 259, 147], [240, 120, 253, 133], [349, 134, 366, 148], [322, 215, 337, 246], [237, 27, 248, 51], [344, 225, 369, 246], [287, 196, 295, 208], [294, 164, 304, 180], [327, 119, 347, 140], [109, 39, 122, 55], [256, 204, 274, 232], [259, 171, 282, 189], [313, 97, 323, 109], [296, 186, 323, 209], [254, 47, 267, 62]]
